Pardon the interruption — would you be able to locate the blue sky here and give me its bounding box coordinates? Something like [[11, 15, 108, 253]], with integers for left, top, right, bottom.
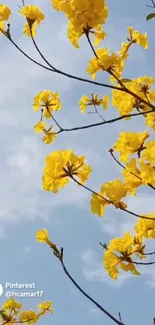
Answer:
[[0, 0, 155, 324]]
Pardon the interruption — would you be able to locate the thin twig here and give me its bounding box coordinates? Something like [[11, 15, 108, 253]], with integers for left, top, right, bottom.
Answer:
[[151, 0, 155, 7], [59, 253, 125, 325], [2, 28, 155, 113], [28, 30, 155, 111], [30, 31, 56, 70], [46, 107, 62, 130], [118, 312, 123, 323], [53, 109, 154, 135]]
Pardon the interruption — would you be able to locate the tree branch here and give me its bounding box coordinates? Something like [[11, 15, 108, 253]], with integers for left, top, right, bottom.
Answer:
[[58, 249, 125, 325], [70, 175, 155, 221], [53, 109, 154, 135]]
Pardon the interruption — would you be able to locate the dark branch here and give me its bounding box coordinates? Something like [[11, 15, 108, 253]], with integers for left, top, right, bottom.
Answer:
[[59, 252, 125, 325], [53, 109, 154, 135]]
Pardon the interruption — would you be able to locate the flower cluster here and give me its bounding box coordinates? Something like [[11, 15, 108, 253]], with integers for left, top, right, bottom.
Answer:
[[103, 233, 145, 279], [19, 5, 45, 37], [0, 3, 11, 34], [42, 150, 92, 193], [91, 179, 128, 217], [33, 90, 62, 145], [79, 93, 109, 113], [112, 76, 155, 116], [0, 299, 53, 325], [51, 0, 108, 47]]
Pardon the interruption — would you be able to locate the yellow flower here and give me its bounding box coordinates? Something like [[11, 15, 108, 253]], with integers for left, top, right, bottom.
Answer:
[[131, 236, 146, 259], [103, 233, 141, 279], [34, 121, 46, 134], [139, 160, 155, 186], [19, 5, 45, 37], [100, 178, 128, 208], [2, 299, 22, 313], [36, 229, 60, 256], [42, 132, 57, 144], [141, 140, 155, 165], [0, 4, 11, 21], [118, 42, 130, 59], [51, 0, 108, 48], [87, 48, 124, 81], [37, 301, 53, 314], [79, 93, 109, 113], [90, 179, 128, 217], [79, 95, 90, 113], [36, 229, 51, 244], [93, 25, 107, 46], [128, 26, 148, 49], [0, 21, 4, 33], [0, 4, 11, 35], [112, 82, 136, 116], [103, 250, 122, 279], [19, 311, 39, 324], [145, 111, 155, 131], [90, 193, 109, 217], [112, 76, 155, 116], [42, 150, 92, 193], [113, 131, 149, 162], [123, 158, 142, 195], [118, 27, 148, 60], [102, 95, 109, 109], [33, 91, 61, 118], [135, 213, 155, 239]]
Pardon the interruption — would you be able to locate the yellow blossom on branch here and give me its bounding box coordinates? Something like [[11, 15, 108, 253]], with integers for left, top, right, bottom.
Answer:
[[113, 131, 149, 162], [51, 0, 108, 48], [0, 4, 11, 21], [0, 298, 53, 325], [42, 150, 92, 193], [36, 229, 51, 244], [135, 213, 155, 239], [128, 26, 148, 49], [36, 229, 60, 256], [112, 76, 155, 116], [19, 5, 45, 37], [141, 140, 155, 165], [145, 111, 155, 131], [19, 310, 39, 324], [122, 158, 142, 195], [100, 178, 128, 209], [118, 26, 148, 59], [90, 178, 128, 217], [34, 121, 46, 134], [0, 4, 11, 35], [91, 193, 109, 217], [33, 90, 62, 118], [42, 132, 57, 144], [103, 233, 143, 279], [37, 301, 54, 315], [122, 157, 155, 193], [79, 93, 109, 113], [33, 121, 57, 145], [2, 299, 22, 315], [87, 48, 124, 81], [138, 159, 155, 186]]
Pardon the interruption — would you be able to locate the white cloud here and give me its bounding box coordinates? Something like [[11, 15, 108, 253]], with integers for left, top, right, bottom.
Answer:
[[17, 245, 32, 263], [0, 132, 93, 232]]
